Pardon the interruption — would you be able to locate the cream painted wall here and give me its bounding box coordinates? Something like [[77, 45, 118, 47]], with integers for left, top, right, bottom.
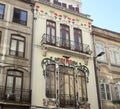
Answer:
[[32, 2, 98, 109]]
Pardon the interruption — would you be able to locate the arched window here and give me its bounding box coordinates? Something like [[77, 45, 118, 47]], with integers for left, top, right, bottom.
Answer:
[[46, 64, 56, 98], [77, 70, 87, 102], [6, 70, 23, 101]]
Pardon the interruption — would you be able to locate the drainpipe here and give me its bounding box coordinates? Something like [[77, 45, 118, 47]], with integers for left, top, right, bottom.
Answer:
[[92, 29, 104, 109], [29, 1, 35, 109]]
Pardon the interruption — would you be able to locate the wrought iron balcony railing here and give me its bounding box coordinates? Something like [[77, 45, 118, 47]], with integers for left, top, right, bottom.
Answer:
[[41, 34, 92, 55], [59, 94, 75, 107], [46, 92, 88, 107], [0, 86, 31, 104]]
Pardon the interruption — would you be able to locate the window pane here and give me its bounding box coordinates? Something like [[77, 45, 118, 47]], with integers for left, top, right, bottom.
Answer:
[[21, 11, 27, 21], [109, 46, 120, 65], [114, 82, 120, 100], [18, 41, 24, 57], [60, 25, 70, 48], [46, 64, 55, 98], [74, 29, 82, 51], [46, 21, 56, 44], [78, 77, 82, 97], [8, 70, 22, 76], [59, 73, 64, 95], [11, 39, 17, 50], [100, 84, 106, 100], [70, 76, 74, 95], [15, 77, 22, 88], [0, 4, 5, 19], [10, 39, 17, 56], [6, 76, 13, 94]]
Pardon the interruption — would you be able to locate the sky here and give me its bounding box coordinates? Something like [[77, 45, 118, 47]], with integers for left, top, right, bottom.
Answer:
[[81, 0, 120, 33]]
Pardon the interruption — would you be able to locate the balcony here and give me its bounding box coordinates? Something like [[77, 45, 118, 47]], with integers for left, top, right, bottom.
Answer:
[[46, 92, 88, 108], [0, 86, 31, 104], [59, 94, 75, 107], [41, 34, 92, 55]]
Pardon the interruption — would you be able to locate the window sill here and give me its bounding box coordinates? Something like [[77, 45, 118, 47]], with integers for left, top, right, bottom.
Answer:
[[111, 64, 120, 68], [6, 54, 29, 61], [97, 60, 108, 64]]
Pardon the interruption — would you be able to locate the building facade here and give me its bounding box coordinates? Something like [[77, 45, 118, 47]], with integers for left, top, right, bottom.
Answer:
[[31, 0, 98, 109], [0, 0, 33, 109], [92, 26, 120, 109]]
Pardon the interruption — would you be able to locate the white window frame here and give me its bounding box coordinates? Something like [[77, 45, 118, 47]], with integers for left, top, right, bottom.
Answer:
[[114, 81, 120, 100], [109, 46, 120, 65], [100, 79, 112, 100], [96, 41, 106, 62]]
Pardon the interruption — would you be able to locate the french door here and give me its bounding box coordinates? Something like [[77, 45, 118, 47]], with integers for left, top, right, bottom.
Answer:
[[6, 70, 22, 101]]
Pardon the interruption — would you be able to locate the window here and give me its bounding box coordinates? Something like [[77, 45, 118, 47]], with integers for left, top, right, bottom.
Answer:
[[74, 28, 82, 51], [46, 64, 56, 98], [59, 66, 75, 107], [46, 20, 56, 44], [60, 24, 70, 48], [13, 8, 27, 25], [100, 79, 111, 100], [96, 41, 106, 61], [77, 70, 87, 101], [114, 81, 120, 100], [0, 3, 5, 19], [10, 35, 25, 57], [45, 64, 88, 107], [109, 46, 120, 65], [6, 70, 23, 101]]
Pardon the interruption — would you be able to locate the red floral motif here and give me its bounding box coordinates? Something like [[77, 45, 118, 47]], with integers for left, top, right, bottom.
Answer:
[[36, 5, 40, 8]]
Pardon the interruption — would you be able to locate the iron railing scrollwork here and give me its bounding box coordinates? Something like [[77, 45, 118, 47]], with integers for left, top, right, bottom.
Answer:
[[0, 86, 31, 104], [41, 34, 92, 55]]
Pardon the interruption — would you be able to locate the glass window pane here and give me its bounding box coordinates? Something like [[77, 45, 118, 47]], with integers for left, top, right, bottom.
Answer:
[[64, 75, 69, 95], [100, 84, 106, 100], [46, 64, 55, 98], [21, 11, 27, 21], [0, 4, 5, 19], [15, 77, 22, 89], [78, 77, 82, 97], [59, 73, 64, 95], [82, 78, 87, 98], [70, 76, 74, 95], [6, 76, 13, 94], [18, 41, 24, 52], [11, 39, 17, 50]]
